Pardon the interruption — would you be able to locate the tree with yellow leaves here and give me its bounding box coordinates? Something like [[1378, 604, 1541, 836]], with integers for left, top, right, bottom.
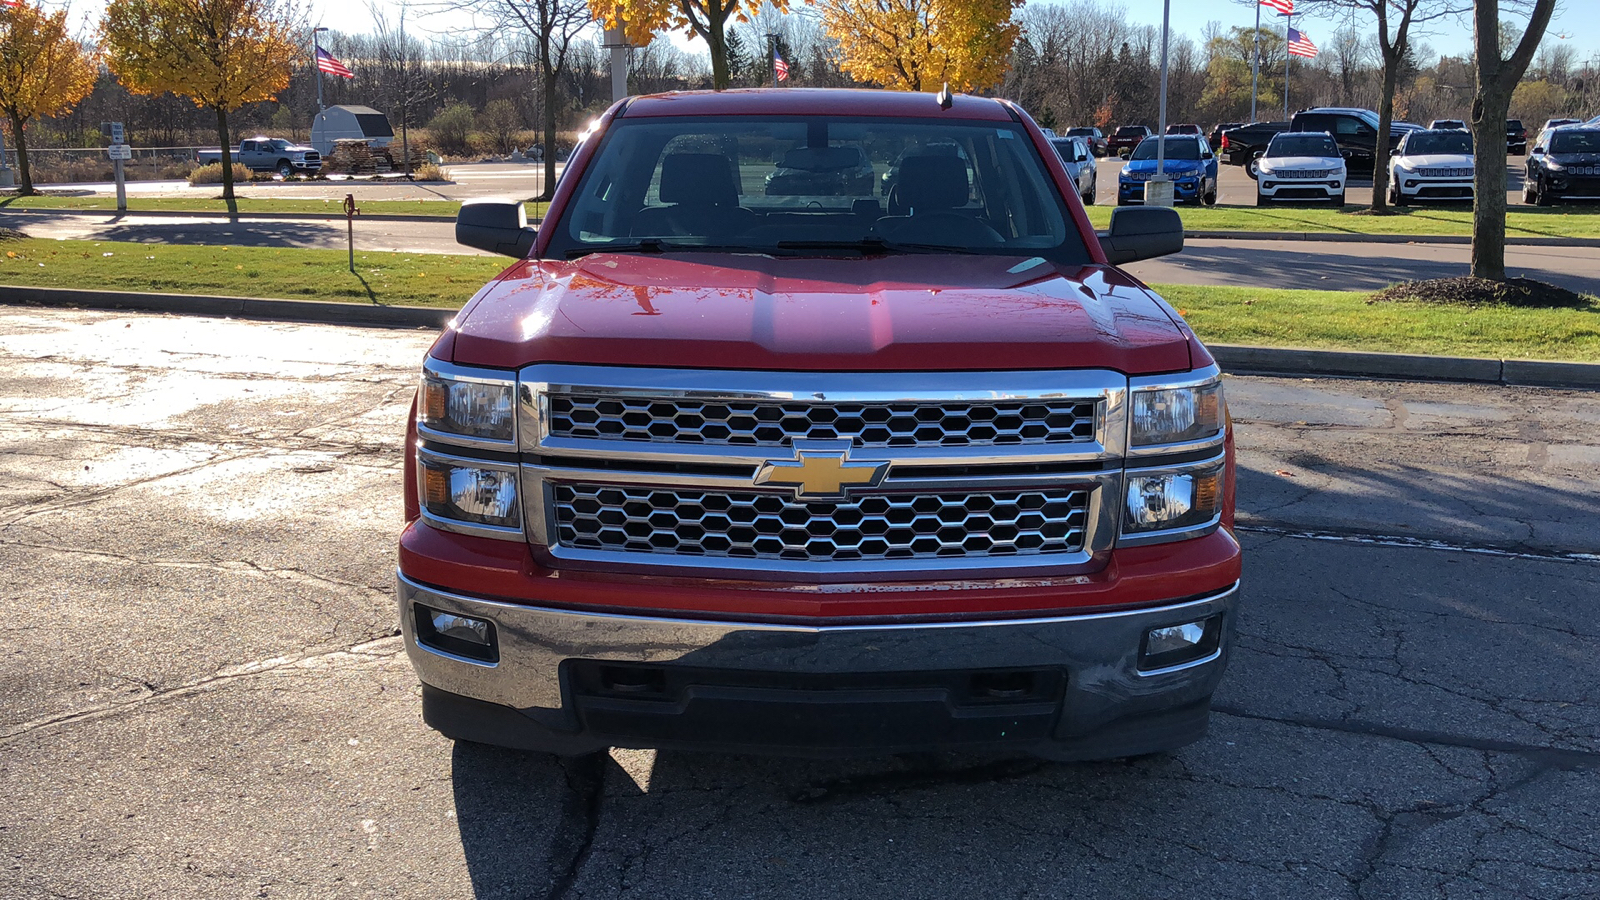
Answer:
[[590, 0, 785, 91], [816, 0, 1022, 93], [0, 1, 97, 196], [102, 0, 300, 201]]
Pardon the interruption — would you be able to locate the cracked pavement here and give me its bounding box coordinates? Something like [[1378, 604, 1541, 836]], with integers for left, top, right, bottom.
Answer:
[[1, 307, 1597, 899]]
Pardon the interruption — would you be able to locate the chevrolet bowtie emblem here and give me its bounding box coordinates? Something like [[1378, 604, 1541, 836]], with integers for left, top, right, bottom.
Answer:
[[753, 440, 890, 500]]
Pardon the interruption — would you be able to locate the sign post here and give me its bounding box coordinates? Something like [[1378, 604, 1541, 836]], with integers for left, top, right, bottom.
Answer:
[[107, 122, 129, 212], [343, 193, 359, 273]]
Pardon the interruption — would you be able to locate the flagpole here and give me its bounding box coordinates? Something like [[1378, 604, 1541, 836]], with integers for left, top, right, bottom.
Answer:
[[313, 28, 327, 112], [1250, 1, 1260, 122], [1284, 14, 1291, 120]]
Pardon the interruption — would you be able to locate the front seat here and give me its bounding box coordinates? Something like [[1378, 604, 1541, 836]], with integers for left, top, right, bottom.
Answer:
[[877, 155, 1003, 247], [632, 153, 755, 240]]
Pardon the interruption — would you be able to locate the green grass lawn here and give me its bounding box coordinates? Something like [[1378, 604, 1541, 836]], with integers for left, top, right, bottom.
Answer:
[[3, 238, 1596, 360], [9, 192, 1600, 239], [1152, 283, 1600, 361], [0, 195, 552, 220], [1083, 205, 1600, 239], [0, 238, 507, 307]]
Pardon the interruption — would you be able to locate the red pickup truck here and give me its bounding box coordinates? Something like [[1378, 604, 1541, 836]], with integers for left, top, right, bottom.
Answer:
[[398, 88, 1240, 761]]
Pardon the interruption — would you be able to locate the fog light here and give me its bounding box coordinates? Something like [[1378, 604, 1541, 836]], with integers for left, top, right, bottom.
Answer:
[[1148, 622, 1205, 655], [415, 604, 498, 663], [1140, 615, 1222, 672], [432, 611, 490, 645]]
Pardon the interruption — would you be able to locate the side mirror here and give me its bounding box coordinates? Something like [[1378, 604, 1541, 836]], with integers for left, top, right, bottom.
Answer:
[[1099, 206, 1183, 265], [1532, 146, 1545, 156], [456, 198, 537, 258], [1202, 151, 1214, 160]]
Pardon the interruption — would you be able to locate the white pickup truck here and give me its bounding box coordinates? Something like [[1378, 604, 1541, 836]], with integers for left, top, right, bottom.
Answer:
[[197, 136, 322, 177]]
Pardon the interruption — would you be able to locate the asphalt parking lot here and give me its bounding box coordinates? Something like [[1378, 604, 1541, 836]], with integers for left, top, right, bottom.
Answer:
[[3, 308, 1599, 899]]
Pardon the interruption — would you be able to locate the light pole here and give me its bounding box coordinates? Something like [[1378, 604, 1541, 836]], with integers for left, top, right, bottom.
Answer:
[[1146, 0, 1175, 207]]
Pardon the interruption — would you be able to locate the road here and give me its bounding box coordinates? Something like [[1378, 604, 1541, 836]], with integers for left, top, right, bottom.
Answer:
[[35, 161, 562, 202], [9, 207, 1599, 293], [2, 307, 1598, 899]]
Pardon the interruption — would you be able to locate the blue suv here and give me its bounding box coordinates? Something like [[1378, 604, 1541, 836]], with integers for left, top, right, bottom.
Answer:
[[1118, 135, 1219, 206]]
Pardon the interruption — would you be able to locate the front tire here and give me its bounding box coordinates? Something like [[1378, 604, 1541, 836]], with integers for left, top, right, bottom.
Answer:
[[1534, 182, 1554, 206], [1392, 188, 1409, 208], [1255, 191, 1270, 207], [1330, 192, 1346, 208], [277, 160, 293, 179]]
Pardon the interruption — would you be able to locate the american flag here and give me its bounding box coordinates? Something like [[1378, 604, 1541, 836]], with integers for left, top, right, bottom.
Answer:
[[316, 47, 354, 79], [1287, 27, 1319, 58], [0, 0, 20, 9], [773, 49, 790, 82], [1260, 0, 1293, 14]]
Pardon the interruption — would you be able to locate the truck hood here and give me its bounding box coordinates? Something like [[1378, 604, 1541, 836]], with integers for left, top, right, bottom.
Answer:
[[446, 253, 1193, 374]]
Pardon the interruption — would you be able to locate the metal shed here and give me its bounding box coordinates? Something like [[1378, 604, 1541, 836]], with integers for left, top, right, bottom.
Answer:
[[309, 105, 395, 155]]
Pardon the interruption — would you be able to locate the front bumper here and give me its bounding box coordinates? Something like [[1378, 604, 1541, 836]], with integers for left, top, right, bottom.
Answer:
[[1118, 178, 1202, 203], [1258, 177, 1343, 199], [1396, 176, 1472, 199], [398, 572, 1239, 758]]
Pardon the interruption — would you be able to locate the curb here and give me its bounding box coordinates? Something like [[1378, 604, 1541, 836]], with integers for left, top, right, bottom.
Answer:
[[3, 285, 1598, 390], [1210, 344, 1600, 390], [0, 285, 453, 330], [0, 206, 458, 224]]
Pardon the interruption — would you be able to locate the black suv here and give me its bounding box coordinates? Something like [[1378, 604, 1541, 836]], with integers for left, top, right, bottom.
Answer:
[[1291, 108, 1407, 165], [1524, 127, 1600, 205], [1108, 125, 1151, 157], [1506, 120, 1527, 155]]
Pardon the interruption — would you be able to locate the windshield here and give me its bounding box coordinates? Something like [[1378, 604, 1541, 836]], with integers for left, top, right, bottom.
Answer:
[[1267, 134, 1338, 157], [1550, 131, 1600, 153], [1130, 137, 1200, 161], [1407, 132, 1473, 155], [547, 115, 1086, 262]]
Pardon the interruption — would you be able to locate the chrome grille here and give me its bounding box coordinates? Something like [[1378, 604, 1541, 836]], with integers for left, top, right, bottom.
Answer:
[[547, 395, 1098, 449], [551, 483, 1089, 562]]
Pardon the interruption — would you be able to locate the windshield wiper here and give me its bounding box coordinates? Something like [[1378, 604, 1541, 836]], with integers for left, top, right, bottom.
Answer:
[[567, 240, 757, 259], [774, 237, 972, 255]]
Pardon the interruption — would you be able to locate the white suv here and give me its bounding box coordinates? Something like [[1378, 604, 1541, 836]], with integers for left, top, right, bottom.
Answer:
[[1250, 132, 1347, 206], [1389, 129, 1475, 206]]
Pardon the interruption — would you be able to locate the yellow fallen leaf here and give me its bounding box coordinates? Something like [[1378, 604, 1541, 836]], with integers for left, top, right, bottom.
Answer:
[[236, 264, 243, 269]]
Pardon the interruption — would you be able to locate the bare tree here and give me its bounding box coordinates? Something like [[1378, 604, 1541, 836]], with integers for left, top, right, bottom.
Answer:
[[462, 0, 593, 199], [1300, 0, 1470, 212], [1470, 0, 1557, 280]]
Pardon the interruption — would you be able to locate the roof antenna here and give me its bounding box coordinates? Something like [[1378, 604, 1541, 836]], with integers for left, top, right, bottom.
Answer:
[[936, 83, 953, 110]]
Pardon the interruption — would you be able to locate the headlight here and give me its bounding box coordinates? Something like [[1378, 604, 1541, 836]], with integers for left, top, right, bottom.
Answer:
[[1122, 460, 1225, 539], [1129, 377, 1224, 448], [1545, 160, 1563, 171], [419, 452, 522, 532], [420, 361, 516, 444]]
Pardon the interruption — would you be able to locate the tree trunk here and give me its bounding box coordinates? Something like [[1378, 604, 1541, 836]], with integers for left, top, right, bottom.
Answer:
[[1470, 0, 1557, 281], [215, 106, 235, 204], [1469, 87, 1514, 280], [708, 7, 730, 90], [541, 66, 558, 202], [8, 111, 33, 196], [1370, 54, 1400, 212]]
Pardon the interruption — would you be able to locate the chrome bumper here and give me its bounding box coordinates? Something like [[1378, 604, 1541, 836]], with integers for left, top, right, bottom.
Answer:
[[397, 573, 1238, 741]]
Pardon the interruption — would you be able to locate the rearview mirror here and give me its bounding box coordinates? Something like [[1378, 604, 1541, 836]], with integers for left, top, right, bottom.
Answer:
[[1099, 206, 1183, 265], [456, 199, 537, 258]]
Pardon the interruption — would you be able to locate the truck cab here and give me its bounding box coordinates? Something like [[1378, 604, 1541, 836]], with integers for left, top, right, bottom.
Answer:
[[399, 89, 1238, 761]]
